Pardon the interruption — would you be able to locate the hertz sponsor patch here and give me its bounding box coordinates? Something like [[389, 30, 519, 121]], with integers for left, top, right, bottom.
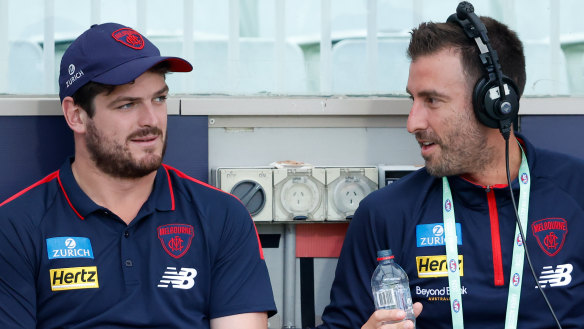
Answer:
[[416, 255, 463, 278], [50, 266, 99, 291]]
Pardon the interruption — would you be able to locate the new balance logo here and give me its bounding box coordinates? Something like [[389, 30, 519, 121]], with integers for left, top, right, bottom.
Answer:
[[158, 267, 198, 289], [536, 264, 573, 288]]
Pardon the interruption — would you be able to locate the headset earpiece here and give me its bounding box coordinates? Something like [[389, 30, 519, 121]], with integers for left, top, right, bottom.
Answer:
[[448, 1, 520, 138], [473, 75, 520, 129]]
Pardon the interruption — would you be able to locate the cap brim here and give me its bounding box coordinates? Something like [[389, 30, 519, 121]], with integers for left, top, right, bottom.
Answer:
[[92, 56, 193, 86]]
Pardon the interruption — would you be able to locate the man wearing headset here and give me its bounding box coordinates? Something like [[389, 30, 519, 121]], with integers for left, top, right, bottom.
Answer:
[[318, 3, 584, 329], [0, 23, 276, 328]]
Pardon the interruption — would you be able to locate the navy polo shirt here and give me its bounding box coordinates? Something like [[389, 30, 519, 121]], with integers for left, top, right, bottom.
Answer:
[[0, 157, 276, 328], [319, 135, 584, 328]]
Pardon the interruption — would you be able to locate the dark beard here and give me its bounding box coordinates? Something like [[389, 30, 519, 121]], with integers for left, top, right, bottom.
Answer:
[[417, 110, 491, 178], [85, 120, 166, 179]]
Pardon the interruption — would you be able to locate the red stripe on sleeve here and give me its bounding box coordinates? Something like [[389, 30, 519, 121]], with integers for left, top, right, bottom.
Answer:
[[56, 171, 84, 220], [0, 171, 60, 207]]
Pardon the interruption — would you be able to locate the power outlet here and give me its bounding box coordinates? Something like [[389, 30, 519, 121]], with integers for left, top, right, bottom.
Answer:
[[325, 167, 378, 221], [216, 167, 273, 222], [273, 168, 326, 221]]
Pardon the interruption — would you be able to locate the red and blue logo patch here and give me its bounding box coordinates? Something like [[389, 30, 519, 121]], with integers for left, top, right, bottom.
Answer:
[[452, 299, 461, 312], [516, 234, 523, 247], [531, 218, 567, 257], [112, 28, 145, 49], [449, 259, 458, 272], [157, 224, 194, 259], [444, 199, 452, 212]]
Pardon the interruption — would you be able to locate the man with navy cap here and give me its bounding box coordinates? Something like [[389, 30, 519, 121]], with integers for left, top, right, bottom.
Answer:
[[0, 23, 276, 328]]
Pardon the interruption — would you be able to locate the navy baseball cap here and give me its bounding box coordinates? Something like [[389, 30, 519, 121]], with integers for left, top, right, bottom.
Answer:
[[59, 22, 192, 101]]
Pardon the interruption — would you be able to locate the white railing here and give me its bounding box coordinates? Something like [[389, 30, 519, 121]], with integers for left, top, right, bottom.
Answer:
[[0, 0, 579, 97]]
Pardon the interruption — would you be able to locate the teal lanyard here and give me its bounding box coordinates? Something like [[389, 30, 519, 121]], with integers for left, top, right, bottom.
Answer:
[[442, 147, 530, 329]]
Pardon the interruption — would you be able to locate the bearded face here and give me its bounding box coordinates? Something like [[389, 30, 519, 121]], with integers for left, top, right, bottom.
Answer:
[[415, 105, 493, 177], [85, 119, 166, 179]]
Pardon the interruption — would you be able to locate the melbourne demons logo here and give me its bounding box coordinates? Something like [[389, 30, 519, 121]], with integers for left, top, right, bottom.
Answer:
[[531, 218, 567, 257], [157, 224, 194, 259], [112, 28, 145, 49], [520, 173, 529, 184]]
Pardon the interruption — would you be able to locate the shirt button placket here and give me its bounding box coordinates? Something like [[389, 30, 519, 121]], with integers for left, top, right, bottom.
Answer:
[[121, 228, 138, 284]]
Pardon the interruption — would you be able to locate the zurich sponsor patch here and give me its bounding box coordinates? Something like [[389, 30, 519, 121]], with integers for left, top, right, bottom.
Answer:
[[47, 237, 94, 260], [416, 223, 462, 247]]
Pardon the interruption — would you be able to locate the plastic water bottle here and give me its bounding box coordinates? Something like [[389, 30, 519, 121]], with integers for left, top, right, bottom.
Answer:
[[371, 249, 416, 326]]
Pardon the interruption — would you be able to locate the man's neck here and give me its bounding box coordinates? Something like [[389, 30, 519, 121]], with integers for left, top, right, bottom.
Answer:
[[461, 132, 522, 187], [71, 156, 157, 225]]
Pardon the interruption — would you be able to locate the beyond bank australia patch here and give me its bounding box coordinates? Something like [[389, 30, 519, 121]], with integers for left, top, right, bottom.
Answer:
[[46, 237, 94, 260]]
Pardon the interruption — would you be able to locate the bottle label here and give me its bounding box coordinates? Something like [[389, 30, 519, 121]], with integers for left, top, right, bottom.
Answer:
[[375, 288, 397, 308], [375, 285, 412, 310]]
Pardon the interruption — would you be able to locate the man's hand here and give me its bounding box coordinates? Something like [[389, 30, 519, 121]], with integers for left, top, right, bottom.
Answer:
[[210, 312, 268, 329], [361, 302, 423, 329]]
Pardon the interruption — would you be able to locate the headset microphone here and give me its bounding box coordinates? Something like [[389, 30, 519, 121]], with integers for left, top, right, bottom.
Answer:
[[447, 1, 519, 140]]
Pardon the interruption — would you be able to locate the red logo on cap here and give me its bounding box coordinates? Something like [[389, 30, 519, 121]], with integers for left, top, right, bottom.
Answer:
[[112, 28, 144, 50]]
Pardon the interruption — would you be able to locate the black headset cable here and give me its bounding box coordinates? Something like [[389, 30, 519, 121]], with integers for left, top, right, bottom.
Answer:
[[504, 136, 562, 329]]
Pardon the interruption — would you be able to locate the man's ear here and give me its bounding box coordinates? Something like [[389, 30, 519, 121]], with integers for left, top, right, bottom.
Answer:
[[62, 96, 88, 134]]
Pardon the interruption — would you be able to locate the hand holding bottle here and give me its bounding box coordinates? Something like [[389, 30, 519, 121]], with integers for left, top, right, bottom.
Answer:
[[368, 250, 421, 328], [360, 303, 423, 329]]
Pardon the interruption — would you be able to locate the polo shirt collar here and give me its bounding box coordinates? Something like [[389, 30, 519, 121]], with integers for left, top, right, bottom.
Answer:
[[58, 157, 174, 220]]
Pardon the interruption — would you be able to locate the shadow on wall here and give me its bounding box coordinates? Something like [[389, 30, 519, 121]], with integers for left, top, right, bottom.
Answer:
[[0, 115, 209, 203], [0, 116, 73, 203]]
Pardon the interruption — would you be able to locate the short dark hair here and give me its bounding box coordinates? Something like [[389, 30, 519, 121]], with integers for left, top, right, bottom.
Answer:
[[407, 16, 526, 97], [71, 61, 172, 117]]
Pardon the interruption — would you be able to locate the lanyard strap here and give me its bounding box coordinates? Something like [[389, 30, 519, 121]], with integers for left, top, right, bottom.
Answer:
[[442, 177, 464, 328], [442, 147, 530, 329]]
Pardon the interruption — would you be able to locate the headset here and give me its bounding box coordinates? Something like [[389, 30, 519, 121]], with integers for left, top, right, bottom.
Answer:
[[447, 1, 520, 140], [446, 3, 562, 328]]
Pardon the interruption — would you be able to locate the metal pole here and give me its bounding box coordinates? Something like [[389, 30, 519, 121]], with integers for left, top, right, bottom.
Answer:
[[228, 0, 240, 93], [366, 0, 378, 93], [320, 0, 332, 95], [282, 224, 296, 329], [43, 0, 55, 94], [0, 0, 9, 93]]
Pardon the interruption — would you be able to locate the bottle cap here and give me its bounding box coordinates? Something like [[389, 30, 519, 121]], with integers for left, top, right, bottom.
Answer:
[[376, 249, 394, 261]]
